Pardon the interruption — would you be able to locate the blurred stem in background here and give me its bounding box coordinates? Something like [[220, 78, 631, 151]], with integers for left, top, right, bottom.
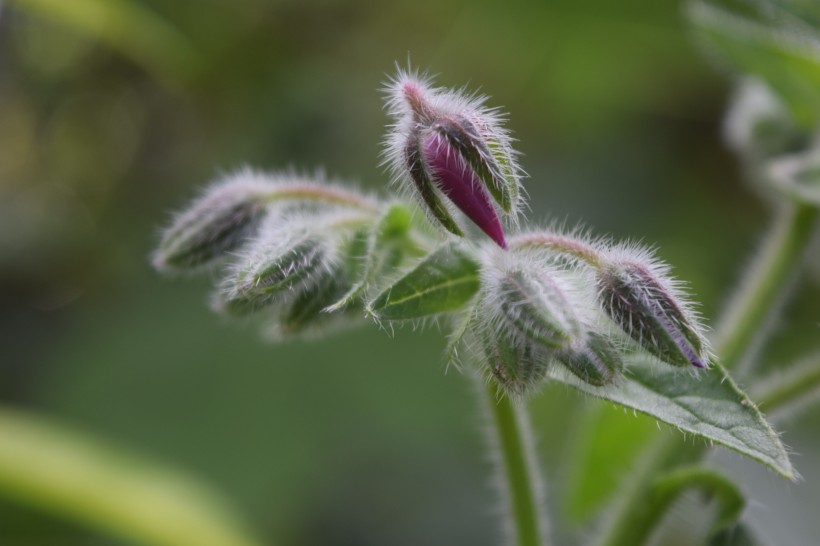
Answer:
[[716, 202, 820, 378], [0, 407, 264, 546]]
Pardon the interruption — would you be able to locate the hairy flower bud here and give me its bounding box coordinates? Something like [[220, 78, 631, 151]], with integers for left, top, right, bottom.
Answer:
[[384, 68, 523, 248], [273, 274, 361, 340], [479, 326, 549, 395], [474, 253, 585, 394], [153, 174, 275, 272], [217, 233, 331, 316], [556, 333, 623, 387], [596, 250, 709, 369], [421, 132, 507, 248]]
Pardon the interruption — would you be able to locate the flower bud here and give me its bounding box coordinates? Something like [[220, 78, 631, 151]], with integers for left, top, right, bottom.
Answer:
[[384, 69, 523, 248], [556, 333, 623, 387], [153, 174, 275, 272], [479, 326, 549, 395], [493, 268, 582, 349], [421, 132, 507, 248], [596, 253, 709, 369], [273, 274, 362, 340], [216, 234, 330, 316], [474, 253, 584, 394]]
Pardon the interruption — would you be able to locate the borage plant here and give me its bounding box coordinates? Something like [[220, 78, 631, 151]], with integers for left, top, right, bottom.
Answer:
[[153, 9, 820, 541]]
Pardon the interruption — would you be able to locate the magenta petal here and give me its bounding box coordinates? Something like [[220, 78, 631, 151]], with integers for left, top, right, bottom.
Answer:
[[422, 133, 507, 248]]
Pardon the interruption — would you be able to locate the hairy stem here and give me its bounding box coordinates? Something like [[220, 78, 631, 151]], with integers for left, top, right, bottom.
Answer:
[[510, 233, 602, 267], [263, 183, 381, 212], [593, 201, 818, 546], [481, 379, 548, 546]]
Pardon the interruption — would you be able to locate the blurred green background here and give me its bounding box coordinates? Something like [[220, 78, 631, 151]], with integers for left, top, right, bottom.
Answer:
[[1, 0, 819, 544]]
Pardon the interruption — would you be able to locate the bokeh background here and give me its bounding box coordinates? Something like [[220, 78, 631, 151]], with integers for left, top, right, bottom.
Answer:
[[1, 0, 819, 544]]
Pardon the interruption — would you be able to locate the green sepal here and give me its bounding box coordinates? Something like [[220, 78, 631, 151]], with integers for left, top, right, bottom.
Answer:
[[405, 134, 464, 237]]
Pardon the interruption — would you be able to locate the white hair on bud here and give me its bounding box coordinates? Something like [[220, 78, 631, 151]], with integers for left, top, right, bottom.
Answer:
[[381, 63, 526, 232], [152, 167, 283, 274], [599, 242, 713, 367], [466, 246, 597, 395], [215, 207, 368, 315]]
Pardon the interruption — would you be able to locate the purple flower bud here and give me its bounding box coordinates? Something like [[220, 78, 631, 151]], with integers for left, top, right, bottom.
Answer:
[[421, 132, 507, 248], [384, 69, 523, 249], [596, 254, 709, 369]]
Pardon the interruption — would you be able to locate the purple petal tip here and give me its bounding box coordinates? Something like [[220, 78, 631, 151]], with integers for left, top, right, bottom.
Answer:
[[422, 133, 507, 248]]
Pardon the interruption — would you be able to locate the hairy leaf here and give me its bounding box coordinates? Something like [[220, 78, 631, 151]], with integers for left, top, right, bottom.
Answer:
[[547, 355, 794, 478], [368, 244, 480, 320]]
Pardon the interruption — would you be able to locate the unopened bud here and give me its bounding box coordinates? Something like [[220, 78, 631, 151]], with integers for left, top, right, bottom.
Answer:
[[556, 333, 623, 387], [494, 269, 582, 349], [385, 69, 523, 248], [421, 132, 507, 248], [274, 275, 361, 339], [596, 254, 708, 369], [217, 234, 330, 316], [474, 253, 584, 394], [153, 174, 274, 272], [480, 328, 548, 396]]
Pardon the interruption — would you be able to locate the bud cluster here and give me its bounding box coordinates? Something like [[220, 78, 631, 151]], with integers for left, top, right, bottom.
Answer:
[[461, 235, 711, 395], [152, 67, 713, 397], [154, 170, 383, 340], [469, 250, 623, 395]]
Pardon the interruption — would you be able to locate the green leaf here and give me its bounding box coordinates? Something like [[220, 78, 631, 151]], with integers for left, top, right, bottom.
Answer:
[[326, 203, 421, 312], [562, 402, 656, 524], [0, 406, 263, 546], [546, 355, 794, 478], [653, 466, 745, 535], [688, 0, 820, 127], [368, 243, 480, 320]]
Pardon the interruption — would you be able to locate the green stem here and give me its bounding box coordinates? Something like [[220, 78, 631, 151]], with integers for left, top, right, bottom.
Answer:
[[593, 201, 818, 546], [510, 233, 603, 267], [715, 202, 819, 374], [482, 379, 547, 546], [753, 352, 820, 414], [264, 183, 381, 212]]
